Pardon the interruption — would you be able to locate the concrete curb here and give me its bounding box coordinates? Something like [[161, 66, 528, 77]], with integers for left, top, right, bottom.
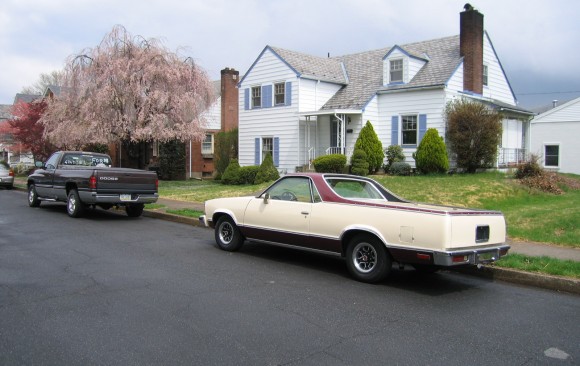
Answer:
[[145, 209, 580, 295]]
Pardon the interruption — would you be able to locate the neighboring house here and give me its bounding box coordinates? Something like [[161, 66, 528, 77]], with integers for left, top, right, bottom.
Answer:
[[187, 67, 239, 178], [0, 94, 40, 165], [530, 97, 580, 175], [238, 5, 532, 173]]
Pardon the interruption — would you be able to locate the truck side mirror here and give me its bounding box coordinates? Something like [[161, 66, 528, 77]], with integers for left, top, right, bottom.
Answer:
[[35, 161, 44, 168]]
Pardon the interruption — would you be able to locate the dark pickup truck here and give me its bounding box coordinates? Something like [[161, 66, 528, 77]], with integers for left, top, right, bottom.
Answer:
[[27, 151, 158, 218]]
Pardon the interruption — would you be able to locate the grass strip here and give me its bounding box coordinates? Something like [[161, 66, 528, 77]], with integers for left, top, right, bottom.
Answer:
[[166, 208, 204, 218], [493, 253, 580, 279]]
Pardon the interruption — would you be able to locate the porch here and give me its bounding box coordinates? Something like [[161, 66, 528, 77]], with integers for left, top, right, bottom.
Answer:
[[300, 111, 361, 170], [497, 148, 527, 168]]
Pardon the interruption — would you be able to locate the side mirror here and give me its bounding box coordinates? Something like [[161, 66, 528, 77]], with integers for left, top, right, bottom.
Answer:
[[263, 193, 270, 204]]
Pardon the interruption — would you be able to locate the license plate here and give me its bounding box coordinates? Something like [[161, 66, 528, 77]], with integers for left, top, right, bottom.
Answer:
[[120, 194, 132, 201]]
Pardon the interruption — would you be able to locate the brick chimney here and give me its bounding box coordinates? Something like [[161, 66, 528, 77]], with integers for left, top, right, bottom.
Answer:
[[220, 68, 239, 132], [460, 4, 484, 94]]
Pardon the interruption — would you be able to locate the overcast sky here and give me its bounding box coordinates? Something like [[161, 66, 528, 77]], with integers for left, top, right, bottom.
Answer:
[[1, 0, 579, 109]]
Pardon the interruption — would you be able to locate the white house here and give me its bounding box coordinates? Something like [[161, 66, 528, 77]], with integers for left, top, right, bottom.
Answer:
[[238, 5, 533, 173], [530, 97, 580, 175]]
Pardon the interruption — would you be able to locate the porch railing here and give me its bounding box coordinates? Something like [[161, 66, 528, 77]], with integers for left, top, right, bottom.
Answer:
[[497, 148, 527, 167], [325, 147, 353, 161]]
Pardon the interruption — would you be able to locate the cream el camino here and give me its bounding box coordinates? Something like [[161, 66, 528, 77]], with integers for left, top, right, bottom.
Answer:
[[200, 173, 509, 283]]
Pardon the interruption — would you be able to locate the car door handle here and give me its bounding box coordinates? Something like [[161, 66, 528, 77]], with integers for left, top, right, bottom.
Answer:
[[301, 211, 310, 215]]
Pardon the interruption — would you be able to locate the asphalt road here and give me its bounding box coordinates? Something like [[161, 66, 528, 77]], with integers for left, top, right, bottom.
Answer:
[[1, 189, 579, 365]]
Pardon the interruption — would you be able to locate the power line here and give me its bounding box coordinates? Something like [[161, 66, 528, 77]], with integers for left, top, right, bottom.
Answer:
[[516, 90, 580, 96]]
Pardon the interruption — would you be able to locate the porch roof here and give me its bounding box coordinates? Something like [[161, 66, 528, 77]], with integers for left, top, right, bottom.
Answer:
[[299, 109, 362, 117]]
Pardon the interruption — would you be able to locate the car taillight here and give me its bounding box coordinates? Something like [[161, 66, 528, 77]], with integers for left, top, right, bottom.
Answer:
[[155, 179, 158, 189], [89, 175, 97, 189], [9, 169, 14, 177]]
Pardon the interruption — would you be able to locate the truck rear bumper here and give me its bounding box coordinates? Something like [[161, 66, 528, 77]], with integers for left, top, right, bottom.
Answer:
[[433, 245, 510, 266], [80, 192, 159, 204]]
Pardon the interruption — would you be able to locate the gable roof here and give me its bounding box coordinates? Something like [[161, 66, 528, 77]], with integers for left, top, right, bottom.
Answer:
[[531, 97, 580, 124], [248, 35, 463, 111]]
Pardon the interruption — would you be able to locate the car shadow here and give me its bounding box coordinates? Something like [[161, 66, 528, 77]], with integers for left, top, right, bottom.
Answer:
[[33, 203, 137, 221], [234, 242, 478, 296]]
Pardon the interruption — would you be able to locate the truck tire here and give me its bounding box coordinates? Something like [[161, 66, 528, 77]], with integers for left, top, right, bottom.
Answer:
[[346, 234, 391, 283], [67, 189, 84, 218], [28, 184, 41, 207], [126, 204, 144, 217]]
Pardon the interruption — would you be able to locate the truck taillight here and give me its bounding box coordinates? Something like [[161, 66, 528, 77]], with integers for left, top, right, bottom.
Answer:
[[89, 175, 97, 189]]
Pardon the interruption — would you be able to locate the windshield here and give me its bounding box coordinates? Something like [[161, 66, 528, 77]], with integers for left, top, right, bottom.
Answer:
[[325, 177, 386, 201]]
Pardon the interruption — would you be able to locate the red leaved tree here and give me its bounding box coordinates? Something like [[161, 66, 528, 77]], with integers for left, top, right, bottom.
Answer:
[[40, 25, 216, 147], [8, 100, 57, 161]]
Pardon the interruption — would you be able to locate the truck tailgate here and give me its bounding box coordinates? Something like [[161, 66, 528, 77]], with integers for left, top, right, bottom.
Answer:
[[96, 169, 157, 193]]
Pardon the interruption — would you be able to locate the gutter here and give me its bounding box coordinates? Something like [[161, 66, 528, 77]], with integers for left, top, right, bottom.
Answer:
[[376, 84, 445, 94]]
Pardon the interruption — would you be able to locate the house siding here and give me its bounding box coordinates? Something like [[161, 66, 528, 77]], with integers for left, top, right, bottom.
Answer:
[[238, 48, 299, 172], [377, 89, 447, 165], [482, 33, 515, 105], [530, 98, 580, 174], [299, 79, 342, 112]]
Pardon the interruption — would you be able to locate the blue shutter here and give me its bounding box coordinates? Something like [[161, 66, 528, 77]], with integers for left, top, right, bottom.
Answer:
[[285, 82, 292, 106], [254, 138, 260, 165], [418, 114, 427, 142], [262, 85, 272, 108], [273, 137, 280, 167], [391, 116, 399, 145], [244, 88, 250, 110]]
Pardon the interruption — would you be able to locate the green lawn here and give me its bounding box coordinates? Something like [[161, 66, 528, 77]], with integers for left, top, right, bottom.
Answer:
[[158, 172, 579, 248]]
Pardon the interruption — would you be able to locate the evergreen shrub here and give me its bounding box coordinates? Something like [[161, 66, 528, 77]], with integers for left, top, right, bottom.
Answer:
[[238, 166, 260, 184], [354, 121, 384, 173], [254, 152, 280, 184], [312, 154, 346, 173], [350, 149, 369, 176], [389, 162, 412, 176], [384, 144, 405, 171], [221, 158, 241, 185], [412, 128, 449, 174]]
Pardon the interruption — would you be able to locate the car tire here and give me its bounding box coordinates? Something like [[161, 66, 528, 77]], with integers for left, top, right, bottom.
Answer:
[[346, 234, 391, 283], [126, 204, 144, 217], [67, 189, 84, 218], [28, 184, 41, 207], [215, 216, 244, 252]]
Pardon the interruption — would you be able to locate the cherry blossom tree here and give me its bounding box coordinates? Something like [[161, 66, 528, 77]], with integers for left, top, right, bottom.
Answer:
[[7, 100, 57, 161], [40, 25, 216, 147]]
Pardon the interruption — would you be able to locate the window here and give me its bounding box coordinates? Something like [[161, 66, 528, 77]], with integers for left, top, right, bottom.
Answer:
[[544, 145, 559, 167], [202, 134, 213, 155], [483, 64, 488, 86], [265, 177, 312, 202], [252, 86, 261, 108], [262, 137, 273, 162], [402, 115, 417, 145], [390, 59, 403, 83], [274, 82, 285, 105], [326, 178, 385, 201]]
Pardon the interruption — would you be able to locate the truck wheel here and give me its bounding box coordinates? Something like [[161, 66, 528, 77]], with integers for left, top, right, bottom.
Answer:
[[346, 234, 391, 283], [125, 204, 144, 217], [28, 184, 41, 207], [215, 216, 244, 252], [67, 189, 84, 218]]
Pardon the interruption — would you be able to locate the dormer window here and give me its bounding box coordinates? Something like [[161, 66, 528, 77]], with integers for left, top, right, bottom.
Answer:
[[390, 59, 404, 83]]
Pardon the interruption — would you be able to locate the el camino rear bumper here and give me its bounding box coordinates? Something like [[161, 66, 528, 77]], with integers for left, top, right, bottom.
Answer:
[[432, 245, 510, 266], [79, 191, 159, 204]]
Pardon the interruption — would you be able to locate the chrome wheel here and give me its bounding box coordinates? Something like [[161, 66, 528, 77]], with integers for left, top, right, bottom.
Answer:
[[352, 242, 377, 273], [218, 221, 234, 244], [66, 189, 84, 218], [28, 184, 40, 207], [214, 216, 244, 251], [346, 234, 391, 283]]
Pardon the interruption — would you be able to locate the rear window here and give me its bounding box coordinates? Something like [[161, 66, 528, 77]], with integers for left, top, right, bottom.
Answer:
[[61, 154, 111, 167], [325, 178, 385, 200], [0, 162, 10, 171]]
